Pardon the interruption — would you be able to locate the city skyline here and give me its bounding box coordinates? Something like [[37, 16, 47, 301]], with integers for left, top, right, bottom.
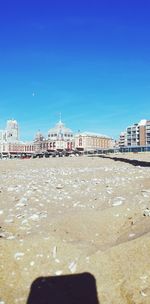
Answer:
[[0, 118, 113, 156], [0, 117, 113, 141], [0, 0, 150, 141]]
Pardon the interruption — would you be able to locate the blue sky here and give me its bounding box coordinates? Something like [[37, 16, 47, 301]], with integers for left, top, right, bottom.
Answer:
[[0, 0, 150, 140]]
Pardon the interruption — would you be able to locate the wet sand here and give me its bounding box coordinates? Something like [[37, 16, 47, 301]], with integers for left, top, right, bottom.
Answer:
[[0, 154, 150, 304]]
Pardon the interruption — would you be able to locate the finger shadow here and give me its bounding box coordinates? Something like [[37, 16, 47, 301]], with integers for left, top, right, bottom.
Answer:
[[27, 272, 100, 304]]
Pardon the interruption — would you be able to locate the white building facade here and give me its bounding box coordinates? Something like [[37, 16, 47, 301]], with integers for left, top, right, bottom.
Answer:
[[0, 119, 34, 157], [1, 118, 113, 156], [34, 120, 74, 153]]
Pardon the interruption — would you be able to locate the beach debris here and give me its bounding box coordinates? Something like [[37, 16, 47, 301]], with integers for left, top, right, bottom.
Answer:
[[112, 197, 125, 207], [140, 290, 147, 297], [143, 208, 150, 217], [4, 218, 14, 223], [55, 258, 60, 263], [73, 201, 80, 207], [0, 227, 15, 240], [14, 252, 25, 260], [15, 197, 28, 207], [86, 257, 90, 263], [55, 270, 63, 275], [56, 185, 63, 189], [29, 214, 39, 221], [0, 232, 5, 238], [68, 259, 77, 273], [52, 246, 57, 258], [140, 275, 148, 282], [128, 233, 136, 238], [21, 219, 28, 225], [141, 189, 150, 193], [7, 187, 15, 192], [6, 235, 16, 240]]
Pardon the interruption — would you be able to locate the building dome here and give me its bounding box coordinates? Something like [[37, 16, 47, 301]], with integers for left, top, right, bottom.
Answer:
[[35, 130, 44, 141], [48, 120, 73, 140]]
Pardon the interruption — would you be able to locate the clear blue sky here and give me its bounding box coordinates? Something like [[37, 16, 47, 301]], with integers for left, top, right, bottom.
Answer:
[[0, 0, 150, 140]]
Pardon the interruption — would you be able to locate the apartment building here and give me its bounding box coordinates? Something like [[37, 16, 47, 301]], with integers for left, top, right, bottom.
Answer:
[[145, 120, 150, 146], [119, 132, 127, 147], [119, 119, 150, 148], [126, 123, 139, 146]]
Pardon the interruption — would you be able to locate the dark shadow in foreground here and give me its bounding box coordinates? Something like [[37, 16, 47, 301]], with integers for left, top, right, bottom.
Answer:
[[97, 155, 150, 167], [27, 272, 100, 304]]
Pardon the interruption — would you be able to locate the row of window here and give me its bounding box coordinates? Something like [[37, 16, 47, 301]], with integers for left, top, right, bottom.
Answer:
[[48, 133, 73, 138], [41, 142, 56, 148], [40, 142, 73, 149], [79, 138, 109, 147], [2, 145, 35, 152]]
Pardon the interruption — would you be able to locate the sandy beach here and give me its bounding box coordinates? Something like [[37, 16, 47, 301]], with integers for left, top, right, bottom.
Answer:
[[0, 154, 150, 304]]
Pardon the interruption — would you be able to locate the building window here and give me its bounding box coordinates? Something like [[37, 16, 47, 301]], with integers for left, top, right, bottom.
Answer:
[[79, 137, 82, 146]]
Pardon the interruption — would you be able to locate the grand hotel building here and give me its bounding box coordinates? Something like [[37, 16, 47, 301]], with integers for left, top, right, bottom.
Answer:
[[0, 118, 113, 157], [34, 119, 112, 153], [34, 119, 74, 153]]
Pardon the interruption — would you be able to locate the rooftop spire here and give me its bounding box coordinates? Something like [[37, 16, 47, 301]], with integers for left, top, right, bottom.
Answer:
[[59, 112, 62, 123]]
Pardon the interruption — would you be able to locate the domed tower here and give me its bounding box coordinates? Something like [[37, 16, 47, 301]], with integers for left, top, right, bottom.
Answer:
[[34, 130, 44, 153], [47, 119, 74, 151], [48, 119, 73, 140], [6, 119, 19, 142], [35, 130, 44, 142]]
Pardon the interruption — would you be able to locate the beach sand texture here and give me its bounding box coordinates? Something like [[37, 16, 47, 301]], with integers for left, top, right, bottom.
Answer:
[[0, 154, 150, 304]]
